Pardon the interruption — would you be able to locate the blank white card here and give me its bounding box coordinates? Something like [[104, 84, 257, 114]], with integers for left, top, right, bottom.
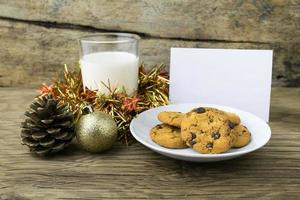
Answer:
[[169, 48, 273, 122]]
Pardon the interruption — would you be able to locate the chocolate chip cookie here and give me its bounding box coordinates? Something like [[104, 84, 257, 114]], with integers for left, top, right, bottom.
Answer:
[[158, 108, 240, 129], [181, 107, 236, 154], [157, 111, 183, 128], [231, 124, 251, 148], [225, 112, 241, 125], [200, 107, 241, 125], [150, 124, 188, 149], [191, 124, 233, 154]]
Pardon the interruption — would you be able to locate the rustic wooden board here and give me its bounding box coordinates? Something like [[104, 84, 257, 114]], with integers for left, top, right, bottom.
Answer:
[[0, 19, 299, 87], [0, 0, 299, 43], [0, 0, 299, 87], [0, 87, 299, 199]]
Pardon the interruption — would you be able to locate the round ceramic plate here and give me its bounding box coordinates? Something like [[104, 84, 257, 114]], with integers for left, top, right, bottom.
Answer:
[[130, 104, 271, 162]]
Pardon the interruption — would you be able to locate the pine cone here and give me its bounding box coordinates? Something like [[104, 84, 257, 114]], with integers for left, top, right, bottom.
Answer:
[[21, 94, 75, 156]]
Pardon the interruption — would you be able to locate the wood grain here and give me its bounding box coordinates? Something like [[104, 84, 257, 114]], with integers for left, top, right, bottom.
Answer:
[[0, 0, 299, 43], [0, 19, 299, 87], [0, 0, 299, 87], [0, 87, 299, 199]]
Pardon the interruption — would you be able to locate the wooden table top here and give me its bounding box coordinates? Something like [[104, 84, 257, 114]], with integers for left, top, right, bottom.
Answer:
[[0, 87, 299, 199]]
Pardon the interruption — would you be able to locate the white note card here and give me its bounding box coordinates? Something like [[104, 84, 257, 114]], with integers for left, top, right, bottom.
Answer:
[[170, 48, 273, 122]]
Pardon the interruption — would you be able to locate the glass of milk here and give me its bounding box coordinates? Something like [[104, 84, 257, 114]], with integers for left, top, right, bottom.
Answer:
[[79, 33, 140, 94]]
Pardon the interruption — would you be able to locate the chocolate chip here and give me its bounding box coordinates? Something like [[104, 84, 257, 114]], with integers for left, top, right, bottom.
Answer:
[[206, 143, 213, 149], [195, 107, 205, 113], [188, 133, 197, 146], [211, 131, 220, 140], [157, 125, 163, 129], [188, 140, 197, 146], [228, 121, 236, 129], [191, 132, 196, 140]]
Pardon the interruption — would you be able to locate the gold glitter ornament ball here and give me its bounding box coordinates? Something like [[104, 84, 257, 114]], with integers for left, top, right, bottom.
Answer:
[[76, 110, 117, 153]]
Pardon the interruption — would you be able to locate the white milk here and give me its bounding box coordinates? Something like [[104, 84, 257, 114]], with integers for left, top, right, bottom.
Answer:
[[80, 52, 139, 94]]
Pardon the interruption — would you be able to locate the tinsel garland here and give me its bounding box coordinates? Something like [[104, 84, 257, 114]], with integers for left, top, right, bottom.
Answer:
[[38, 64, 169, 144]]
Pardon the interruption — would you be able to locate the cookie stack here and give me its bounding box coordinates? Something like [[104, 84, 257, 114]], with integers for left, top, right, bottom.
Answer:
[[150, 107, 251, 154]]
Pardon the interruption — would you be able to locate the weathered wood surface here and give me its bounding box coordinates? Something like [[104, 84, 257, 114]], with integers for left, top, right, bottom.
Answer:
[[0, 19, 298, 88], [0, 87, 299, 199], [0, 0, 299, 87], [0, 0, 299, 43]]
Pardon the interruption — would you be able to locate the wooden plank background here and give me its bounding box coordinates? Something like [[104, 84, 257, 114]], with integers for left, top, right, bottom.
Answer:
[[0, 0, 299, 87]]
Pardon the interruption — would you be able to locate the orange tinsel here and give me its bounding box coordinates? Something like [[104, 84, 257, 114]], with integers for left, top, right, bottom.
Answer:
[[122, 96, 141, 113], [38, 83, 54, 95]]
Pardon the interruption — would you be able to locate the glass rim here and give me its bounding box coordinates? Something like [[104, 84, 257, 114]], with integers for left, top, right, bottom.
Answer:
[[79, 33, 140, 44]]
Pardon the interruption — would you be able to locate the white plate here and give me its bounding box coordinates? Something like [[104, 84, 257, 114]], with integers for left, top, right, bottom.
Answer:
[[130, 104, 271, 162]]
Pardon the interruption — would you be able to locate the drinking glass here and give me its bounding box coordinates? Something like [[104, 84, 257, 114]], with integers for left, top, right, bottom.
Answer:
[[79, 33, 140, 94]]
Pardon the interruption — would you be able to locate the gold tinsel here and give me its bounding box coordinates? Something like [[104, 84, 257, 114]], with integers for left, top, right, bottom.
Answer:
[[38, 63, 169, 144], [51, 65, 86, 122]]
